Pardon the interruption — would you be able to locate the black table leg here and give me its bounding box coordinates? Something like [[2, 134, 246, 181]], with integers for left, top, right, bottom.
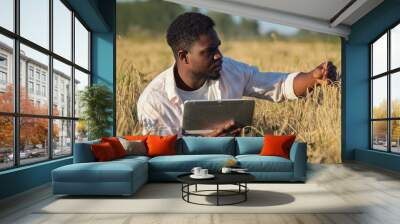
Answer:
[[245, 183, 247, 201], [179, 182, 251, 206], [187, 184, 190, 202], [181, 184, 183, 199], [217, 184, 219, 206]]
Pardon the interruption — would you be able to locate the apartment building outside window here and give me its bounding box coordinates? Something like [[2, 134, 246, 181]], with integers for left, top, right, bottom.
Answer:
[[0, 0, 91, 171]]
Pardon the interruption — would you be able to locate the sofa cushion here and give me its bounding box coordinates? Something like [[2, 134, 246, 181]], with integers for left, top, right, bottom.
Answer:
[[52, 158, 147, 183], [147, 135, 178, 157], [235, 137, 263, 155], [91, 142, 118, 161], [114, 155, 150, 163], [179, 137, 235, 155], [101, 137, 127, 158], [149, 154, 235, 172], [73, 139, 100, 163], [119, 138, 147, 156], [236, 155, 293, 172], [260, 135, 296, 159]]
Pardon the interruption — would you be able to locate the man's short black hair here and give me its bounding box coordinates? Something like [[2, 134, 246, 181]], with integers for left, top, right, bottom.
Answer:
[[166, 12, 215, 58]]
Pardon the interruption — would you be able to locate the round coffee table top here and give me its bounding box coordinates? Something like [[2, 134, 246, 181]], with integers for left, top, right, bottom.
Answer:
[[177, 172, 255, 185]]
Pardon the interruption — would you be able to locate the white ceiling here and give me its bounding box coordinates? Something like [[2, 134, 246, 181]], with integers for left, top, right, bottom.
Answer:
[[166, 0, 384, 38], [227, 0, 352, 22]]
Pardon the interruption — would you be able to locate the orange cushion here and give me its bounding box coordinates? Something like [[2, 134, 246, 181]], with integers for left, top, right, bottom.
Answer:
[[91, 142, 118, 161], [259, 135, 296, 159], [146, 135, 177, 157], [101, 137, 127, 158], [124, 135, 148, 141]]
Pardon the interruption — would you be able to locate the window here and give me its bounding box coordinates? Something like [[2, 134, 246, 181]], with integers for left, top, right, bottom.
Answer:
[[0, 0, 91, 170], [371, 23, 400, 154], [36, 83, 40, 95], [20, 117, 48, 165], [42, 85, 46, 97], [391, 23, 400, 69], [0, 34, 13, 113], [22, 46, 50, 116], [53, 119, 72, 158], [53, 0, 72, 60], [0, 71, 7, 81], [75, 17, 90, 70], [54, 89, 58, 101], [74, 69, 89, 118], [0, 54, 7, 67], [53, 59, 72, 117], [20, 0, 49, 49], [35, 70, 41, 81], [28, 67, 34, 80], [0, 72, 6, 89], [0, 54, 7, 86], [0, 71, 6, 85], [0, 116, 13, 170], [41, 73, 46, 82], [28, 81, 34, 94], [0, 0, 14, 32]]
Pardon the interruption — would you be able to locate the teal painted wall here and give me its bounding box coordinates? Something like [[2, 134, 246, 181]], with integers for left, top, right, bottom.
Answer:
[[0, 0, 116, 200], [91, 0, 116, 136], [355, 148, 400, 172], [92, 32, 116, 136], [342, 43, 370, 160], [66, 0, 110, 32], [0, 158, 72, 199], [343, 0, 400, 171]]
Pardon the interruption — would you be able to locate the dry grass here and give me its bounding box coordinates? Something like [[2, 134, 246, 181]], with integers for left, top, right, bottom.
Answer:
[[117, 36, 341, 163]]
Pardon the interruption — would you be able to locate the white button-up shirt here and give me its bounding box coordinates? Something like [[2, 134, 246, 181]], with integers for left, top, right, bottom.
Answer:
[[137, 57, 299, 136]]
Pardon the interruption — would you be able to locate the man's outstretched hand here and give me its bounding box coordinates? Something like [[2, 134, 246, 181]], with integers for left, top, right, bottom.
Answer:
[[204, 120, 241, 137], [293, 61, 338, 97]]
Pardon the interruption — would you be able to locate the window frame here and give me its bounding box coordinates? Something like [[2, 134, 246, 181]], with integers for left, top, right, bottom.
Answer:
[[370, 21, 400, 154], [0, 0, 92, 171]]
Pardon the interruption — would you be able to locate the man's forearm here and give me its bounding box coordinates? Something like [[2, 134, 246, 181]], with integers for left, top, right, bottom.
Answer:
[[293, 72, 318, 97]]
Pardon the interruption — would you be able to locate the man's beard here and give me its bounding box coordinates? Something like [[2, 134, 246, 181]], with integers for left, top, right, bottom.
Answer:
[[206, 70, 221, 80], [193, 70, 221, 82]]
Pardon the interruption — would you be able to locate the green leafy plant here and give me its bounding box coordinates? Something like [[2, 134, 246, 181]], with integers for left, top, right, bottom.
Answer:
[[79, 84, 113, 140]]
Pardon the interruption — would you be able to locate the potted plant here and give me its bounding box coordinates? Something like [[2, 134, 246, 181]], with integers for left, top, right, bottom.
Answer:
[[79, 84, 113, 140]]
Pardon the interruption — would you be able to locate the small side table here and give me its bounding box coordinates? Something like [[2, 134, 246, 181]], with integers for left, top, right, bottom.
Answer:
[[177, 173, 255, 206]]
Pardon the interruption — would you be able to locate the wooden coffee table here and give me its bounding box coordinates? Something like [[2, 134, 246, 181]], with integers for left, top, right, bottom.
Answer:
[[177, 172, 255, 206]]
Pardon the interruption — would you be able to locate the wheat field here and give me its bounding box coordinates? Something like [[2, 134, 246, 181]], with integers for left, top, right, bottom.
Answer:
[[116, 36, 341, 163]]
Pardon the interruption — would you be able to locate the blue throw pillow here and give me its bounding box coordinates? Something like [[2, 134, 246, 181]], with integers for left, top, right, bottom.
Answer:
[[235, 137, 264, 155], [180, 137, 235, 155]]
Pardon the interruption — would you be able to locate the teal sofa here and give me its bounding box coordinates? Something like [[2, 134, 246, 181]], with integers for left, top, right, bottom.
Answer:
[[52, 137, 307, 196]]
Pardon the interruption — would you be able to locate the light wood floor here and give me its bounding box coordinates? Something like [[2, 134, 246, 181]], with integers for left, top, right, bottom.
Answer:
[[1, 162, 400, 224]]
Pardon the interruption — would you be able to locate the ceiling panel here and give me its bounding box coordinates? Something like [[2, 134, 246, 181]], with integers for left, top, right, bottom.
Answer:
[[225, 0, 352, 21], [166, 0, 384, 38]]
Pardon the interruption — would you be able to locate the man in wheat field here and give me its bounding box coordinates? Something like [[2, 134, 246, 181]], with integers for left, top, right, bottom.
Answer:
[[137, 12, 337, 137]]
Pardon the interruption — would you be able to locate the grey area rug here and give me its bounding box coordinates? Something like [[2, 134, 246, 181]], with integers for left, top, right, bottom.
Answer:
[[37, 183, 362, 214]]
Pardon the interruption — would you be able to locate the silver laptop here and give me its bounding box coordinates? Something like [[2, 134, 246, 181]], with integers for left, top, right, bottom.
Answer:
[[182, 99, 255, 136]]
